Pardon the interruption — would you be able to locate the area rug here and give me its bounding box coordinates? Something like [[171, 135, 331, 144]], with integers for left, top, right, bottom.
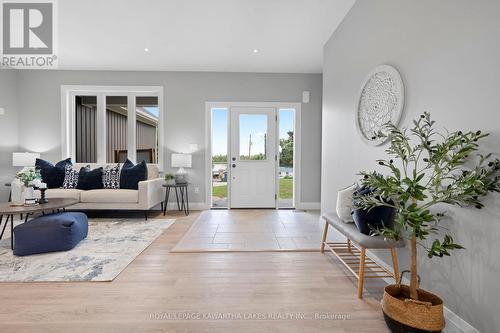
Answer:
[[0, 218, 175, 282]]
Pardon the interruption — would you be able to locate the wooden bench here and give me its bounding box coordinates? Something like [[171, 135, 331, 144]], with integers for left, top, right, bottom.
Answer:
[[321, 212, 405, 298]]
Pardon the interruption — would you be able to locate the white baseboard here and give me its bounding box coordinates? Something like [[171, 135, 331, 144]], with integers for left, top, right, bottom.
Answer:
[[365, 249, 479, 333], [158, 202, 210, 211], [156, 202, 321, 211], [443, 307, 480, 333], [296, 202, 321, 210]]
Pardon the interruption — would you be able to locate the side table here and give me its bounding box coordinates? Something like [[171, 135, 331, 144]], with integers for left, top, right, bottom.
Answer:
[[162, 183, 189, 216]]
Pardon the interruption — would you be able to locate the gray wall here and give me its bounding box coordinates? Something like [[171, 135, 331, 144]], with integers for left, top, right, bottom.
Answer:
[[15, 71, 322, 205], [0, 70, 19, 201], [322, 0, 500, 331]]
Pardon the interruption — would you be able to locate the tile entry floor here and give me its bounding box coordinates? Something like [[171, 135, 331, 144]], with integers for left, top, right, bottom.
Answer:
[[171, 209, 338, 252]]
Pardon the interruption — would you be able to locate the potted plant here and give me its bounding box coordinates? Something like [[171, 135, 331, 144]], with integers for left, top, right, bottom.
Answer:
[[358, 112, 500, 333], [164, 173, 176, 186], [15, 168, 42, 204]]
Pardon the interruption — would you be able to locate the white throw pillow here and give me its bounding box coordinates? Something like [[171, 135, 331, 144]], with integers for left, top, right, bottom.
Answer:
[[336, 183, 357, 223]]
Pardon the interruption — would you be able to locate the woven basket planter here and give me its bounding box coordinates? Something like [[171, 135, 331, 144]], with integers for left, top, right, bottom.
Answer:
[[382, 284, 445, 333]]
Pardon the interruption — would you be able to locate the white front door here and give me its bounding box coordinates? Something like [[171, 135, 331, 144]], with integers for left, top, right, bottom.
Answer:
[[229, 107, 276, 208]]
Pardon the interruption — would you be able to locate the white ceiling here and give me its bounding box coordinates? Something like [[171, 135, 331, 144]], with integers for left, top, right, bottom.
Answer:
[[57, 0, 355, 73]]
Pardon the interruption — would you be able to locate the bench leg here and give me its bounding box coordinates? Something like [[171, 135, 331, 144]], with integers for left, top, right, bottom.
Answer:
[[347, 239, 352, 253], [320, 221, 329, 253], [391, 248, 400, 283], [357, 247, 366, 299]]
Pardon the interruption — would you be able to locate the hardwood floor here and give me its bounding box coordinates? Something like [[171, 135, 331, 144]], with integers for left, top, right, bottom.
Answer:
[[0, 210, 390, 333]]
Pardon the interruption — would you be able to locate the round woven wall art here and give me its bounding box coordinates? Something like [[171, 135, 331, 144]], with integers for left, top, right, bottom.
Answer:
[[356, 65, 404, 146]]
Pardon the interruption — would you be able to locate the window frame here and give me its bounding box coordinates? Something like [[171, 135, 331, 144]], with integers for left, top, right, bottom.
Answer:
[[60, 85, 164, 170]]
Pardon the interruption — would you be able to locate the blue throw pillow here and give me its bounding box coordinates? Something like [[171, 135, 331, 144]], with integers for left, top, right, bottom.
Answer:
[[77, 166, 104, 190], [35, 158, 72, 189], [120, 159, 148, 190]]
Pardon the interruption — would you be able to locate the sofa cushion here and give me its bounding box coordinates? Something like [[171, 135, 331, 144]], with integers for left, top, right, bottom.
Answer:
[[77, 166, 104, 190], [120, 159, 148, 190], [80, 189, 138, 203], [45, 188, 84, 200], [146, 164, 158, 179], [35, 158, 72, 189]]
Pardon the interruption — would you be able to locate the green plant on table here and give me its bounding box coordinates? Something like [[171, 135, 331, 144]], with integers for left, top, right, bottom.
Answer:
[[16, 168, 41, 187], [358, 112, 500, 301], [164, 173, 175, 181]]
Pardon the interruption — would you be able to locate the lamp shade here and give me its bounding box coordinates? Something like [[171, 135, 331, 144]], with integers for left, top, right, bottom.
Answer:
[[171, 153, 192, 168], [12, 152, 40, 167]]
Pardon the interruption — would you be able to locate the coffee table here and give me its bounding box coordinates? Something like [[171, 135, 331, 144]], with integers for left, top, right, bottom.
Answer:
[[0, 198, 79, 249]]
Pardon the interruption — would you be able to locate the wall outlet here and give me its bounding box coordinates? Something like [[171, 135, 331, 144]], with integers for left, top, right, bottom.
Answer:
[[194, 187, 199, 194], [0, 108, 4, 115]]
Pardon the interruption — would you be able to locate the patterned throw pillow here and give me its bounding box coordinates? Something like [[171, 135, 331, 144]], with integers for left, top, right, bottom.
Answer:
[[62, 165, 80, 189], [103, 164, 120, 189]]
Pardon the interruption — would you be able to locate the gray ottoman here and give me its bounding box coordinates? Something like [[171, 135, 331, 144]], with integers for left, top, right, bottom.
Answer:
[[13, 212, 88, 256]]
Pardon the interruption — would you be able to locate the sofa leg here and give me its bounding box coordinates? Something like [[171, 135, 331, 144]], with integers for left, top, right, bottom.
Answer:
[[320, 221, 328, 253], [357, 247, 366, 299], [144, 211, 148, 221]]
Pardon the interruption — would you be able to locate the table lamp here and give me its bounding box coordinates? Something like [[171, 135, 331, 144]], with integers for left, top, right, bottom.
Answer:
[[13, 152, 40, 169], [171, 153, 192, 184]]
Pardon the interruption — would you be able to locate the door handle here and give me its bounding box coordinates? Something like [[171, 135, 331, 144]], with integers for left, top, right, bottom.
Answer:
[[232, 164, 236, 168]]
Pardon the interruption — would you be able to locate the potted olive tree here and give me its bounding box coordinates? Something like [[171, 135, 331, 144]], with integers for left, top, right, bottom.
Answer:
[[358, 112, 500, 332]]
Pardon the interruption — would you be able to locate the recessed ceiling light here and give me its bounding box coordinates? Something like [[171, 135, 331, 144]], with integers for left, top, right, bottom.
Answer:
[[253, 49, 259, 53], [144, 48, 150, 52]]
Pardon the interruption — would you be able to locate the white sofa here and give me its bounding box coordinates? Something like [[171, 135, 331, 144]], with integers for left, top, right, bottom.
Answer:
[[42, 163, 164, 219]]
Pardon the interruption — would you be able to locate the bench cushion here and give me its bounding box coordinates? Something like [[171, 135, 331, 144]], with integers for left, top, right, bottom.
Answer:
[[322, 212, 405, 249], [13, 212, 88, 256]]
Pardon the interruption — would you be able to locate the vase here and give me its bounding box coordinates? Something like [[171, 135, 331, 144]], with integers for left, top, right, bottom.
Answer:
[[11, 178, 24, 204], [21, 186, 36, 203], [165, 179, 176, 186]]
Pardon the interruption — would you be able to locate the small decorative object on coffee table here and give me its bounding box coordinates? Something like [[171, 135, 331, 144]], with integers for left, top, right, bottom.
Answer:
[[15, 168, 41, 204], [34, 183, 48, 204], [162, 183, 189, 216]]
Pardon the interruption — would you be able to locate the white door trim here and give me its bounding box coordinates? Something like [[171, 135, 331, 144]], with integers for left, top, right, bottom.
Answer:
[[205, 101, 302, 209]]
